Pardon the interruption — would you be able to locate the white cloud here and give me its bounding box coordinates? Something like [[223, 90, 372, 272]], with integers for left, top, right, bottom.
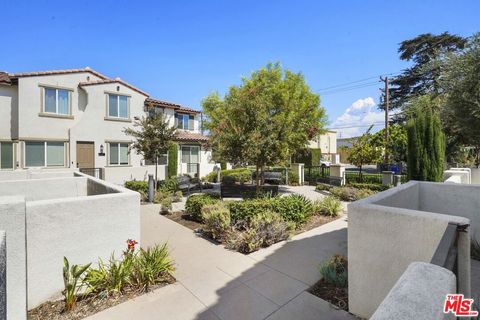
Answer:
[[331, 97, 386, 139]]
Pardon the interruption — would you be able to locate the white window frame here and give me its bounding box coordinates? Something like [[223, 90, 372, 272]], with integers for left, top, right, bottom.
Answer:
[[107, 94, 130, 119], [24, 141, 66, 168], [0, 142, 14, 170], [181, 145, 200, 164], [108, 142, 130, 166], [175, 113, 194, 130], [43, 87, 71, 115]]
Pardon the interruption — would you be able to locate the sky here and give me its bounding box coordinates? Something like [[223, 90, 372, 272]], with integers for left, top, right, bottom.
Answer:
[[1, 0, 479, 138]]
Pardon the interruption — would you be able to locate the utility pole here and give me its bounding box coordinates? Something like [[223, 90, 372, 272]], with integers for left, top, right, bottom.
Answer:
[[380, 76, 389, 165]]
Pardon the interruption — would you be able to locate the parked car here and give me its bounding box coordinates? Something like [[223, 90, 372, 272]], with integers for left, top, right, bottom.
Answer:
[[320, 158, 331, 167]]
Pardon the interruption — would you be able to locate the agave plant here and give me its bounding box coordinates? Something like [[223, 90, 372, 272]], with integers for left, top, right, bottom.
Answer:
[[63, 257, 91, 311]]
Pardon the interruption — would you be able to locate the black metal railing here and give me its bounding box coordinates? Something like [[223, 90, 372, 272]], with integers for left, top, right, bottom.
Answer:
[[304, 166, 330, 185], [79, 168, 104, 180]]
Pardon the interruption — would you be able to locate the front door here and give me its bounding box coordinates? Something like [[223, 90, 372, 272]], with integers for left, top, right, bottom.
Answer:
[[76, 142, 94, 169]]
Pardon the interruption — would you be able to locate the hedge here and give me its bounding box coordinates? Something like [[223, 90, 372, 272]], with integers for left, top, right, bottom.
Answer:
[[185, 193, 221, 222], [205, 168, 252, 184], [168, 144, 178, 178], [347, 182, 390, 192], [124, 180, 148, 195]]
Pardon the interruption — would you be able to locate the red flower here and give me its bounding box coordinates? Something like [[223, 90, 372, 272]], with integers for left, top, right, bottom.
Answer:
[[127, 239, 138, 251]]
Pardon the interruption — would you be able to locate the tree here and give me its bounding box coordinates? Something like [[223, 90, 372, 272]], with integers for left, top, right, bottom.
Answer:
[[124, 113, 177, 187], [437, 34, 480, 165], [406, 96, 445, 181], [202, 62, 327, 191], [347, 126, 382, 180], [369, 124, 408, 164], [387, 32, 466, 116]]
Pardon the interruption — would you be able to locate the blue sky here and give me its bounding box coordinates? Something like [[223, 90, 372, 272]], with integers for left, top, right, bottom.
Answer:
[[1, 0, 479, 137]]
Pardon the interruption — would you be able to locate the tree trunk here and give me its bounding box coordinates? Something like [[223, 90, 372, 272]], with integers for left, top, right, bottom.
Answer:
[[359, 164, 363, 183], [255, 165, 260, 196], [155, 157, 158, 191]]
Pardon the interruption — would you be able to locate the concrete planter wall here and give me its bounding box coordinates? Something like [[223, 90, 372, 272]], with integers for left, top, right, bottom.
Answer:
[[0, 172, 140, 319], [348, 181, 473, 319]]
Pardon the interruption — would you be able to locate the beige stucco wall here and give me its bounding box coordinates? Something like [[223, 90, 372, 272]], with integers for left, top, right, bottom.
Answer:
[[308, 131, 337, 154], [0, 85, 18, 140]]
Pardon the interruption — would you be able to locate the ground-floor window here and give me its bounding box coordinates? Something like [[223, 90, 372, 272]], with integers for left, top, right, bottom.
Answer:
[[25, 141, 65, 167], [108, 142, 129, 166], [0, 142, 14, 169], [181, 145, 199, 175], [144, 154, 168, 166]]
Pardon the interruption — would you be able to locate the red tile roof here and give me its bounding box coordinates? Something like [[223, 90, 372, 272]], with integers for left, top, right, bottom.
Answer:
[[145, 97, 200, 114], [175, 131, 209, 142], [0, 72, 11, 85], [79, 79, 149, 97], [10, 67, 109, 80]]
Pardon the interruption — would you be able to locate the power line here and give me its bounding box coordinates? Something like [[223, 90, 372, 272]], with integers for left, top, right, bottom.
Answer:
[[317, 71, 402, 91], [329, 122, 384, 130], [319, 82, 380, 95]]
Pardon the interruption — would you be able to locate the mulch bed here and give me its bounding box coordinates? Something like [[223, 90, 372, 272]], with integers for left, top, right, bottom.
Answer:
[[308, 278, 348, 311], [28, 274, 175, 320], [163, 211, 203, 231]]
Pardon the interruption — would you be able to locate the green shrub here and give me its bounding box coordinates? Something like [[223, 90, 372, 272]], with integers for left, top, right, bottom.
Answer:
[[315, 196, 342, 217], [287, 170, 299, 185], [228, 210, 290, 253], [185, 194, 221, 222], [274, 194, 313, 225], [63, 257, 91, 311], [167, 144, 178, 178], [132, 244, 175, 292], [206, 168, 252, 184], [160, 197, 173, 213], [356, 188, 375, 199], [124, 180, 148, 199], [229, 198, 274, 224], [202, 203, 231, 240], [347, 182, 389, 192], [222, 175, 236, 185], [220, 162, 227, 170], [329, 187, 358, 202], [158, 178, 177, 193], [172, 191, 183, 202], [319, 255, 348, 288], [316, 183, 332, 192]]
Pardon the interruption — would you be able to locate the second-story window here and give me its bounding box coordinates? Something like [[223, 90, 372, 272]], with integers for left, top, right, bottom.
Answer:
[[108, 94, 129, 119], [44, 88, 70, 115], [175, 113, 194, 130]]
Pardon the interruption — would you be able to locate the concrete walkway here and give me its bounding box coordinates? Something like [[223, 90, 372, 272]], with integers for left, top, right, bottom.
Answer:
[[87, 203, 352, 320]]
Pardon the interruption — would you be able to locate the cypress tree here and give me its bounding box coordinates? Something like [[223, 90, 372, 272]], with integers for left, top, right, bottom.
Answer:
[[407, 98, 445, 181]]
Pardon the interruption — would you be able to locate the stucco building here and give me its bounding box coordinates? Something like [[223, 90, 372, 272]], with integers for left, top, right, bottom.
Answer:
[[307, 130, 338, 163], [0, 67, 215, 184]]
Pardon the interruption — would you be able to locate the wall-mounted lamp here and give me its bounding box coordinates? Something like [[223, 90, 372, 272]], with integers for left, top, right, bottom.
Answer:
[[98, 144, 105, 156]]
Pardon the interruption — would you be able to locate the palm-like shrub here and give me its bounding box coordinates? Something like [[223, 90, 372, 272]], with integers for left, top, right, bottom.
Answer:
[[274, 194, 313, 225], [63, 257, 91, 311], [132, 244, 175, 292], [315, 196, 342, 217], [84, 254, 134, 296]]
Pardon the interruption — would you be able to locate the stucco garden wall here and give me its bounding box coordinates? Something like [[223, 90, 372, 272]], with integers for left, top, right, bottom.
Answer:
[[0, 173, 140, 317], [348, 181, 470, 319], [0, 231, 5, 320], [103, 164, 161, 185], [0, 177, 88, 201], [0, 169, 77, 181]]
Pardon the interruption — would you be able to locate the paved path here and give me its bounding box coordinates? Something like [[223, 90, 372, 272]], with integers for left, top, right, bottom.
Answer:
[[87, 204, 353, 320]]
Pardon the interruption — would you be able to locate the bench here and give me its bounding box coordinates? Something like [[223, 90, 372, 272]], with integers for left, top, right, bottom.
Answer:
[[176, 175, 199, 194], [252, 171, 283, 184]]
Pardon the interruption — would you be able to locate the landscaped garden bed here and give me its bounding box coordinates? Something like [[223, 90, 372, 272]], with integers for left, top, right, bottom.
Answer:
[[28, 241, 175, 320], [316, 182, 390, 202], [163, 192, 343, 253]]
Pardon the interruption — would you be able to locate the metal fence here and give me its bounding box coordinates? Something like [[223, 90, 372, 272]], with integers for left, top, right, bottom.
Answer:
[[79, 168, 104, 180], [304, 166, 330, 184], [345, 171, 383, 184]]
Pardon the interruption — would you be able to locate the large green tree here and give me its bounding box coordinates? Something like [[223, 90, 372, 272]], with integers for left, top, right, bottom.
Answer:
[[369, 124, 408, 164], [437, 34, 480, 165], [406, 96, 445, 181], [202, 63, 327, 190], [387, 32, 466, 116], [124, 113, 177, 186]]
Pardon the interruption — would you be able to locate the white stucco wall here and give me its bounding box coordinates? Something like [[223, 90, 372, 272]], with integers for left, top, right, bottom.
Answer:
[[0, 196, 26, 320], [0, 85, 18, 140], [104, 164, 162, 185], [308, 131, 337, 154], [348, 181, 470, 319], [0, 177, 88, 201]]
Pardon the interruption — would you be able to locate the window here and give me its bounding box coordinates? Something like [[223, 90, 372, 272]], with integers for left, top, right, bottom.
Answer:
[[107, 94, 129, 119], [181, 146, 199, 163], [144, 154, 168, 165], [109, 143, 129, 165], [25, 141, 65, 167], [44, 88, 70, 115], [0, 142, 14, 169], [175, 113, 194, 130]]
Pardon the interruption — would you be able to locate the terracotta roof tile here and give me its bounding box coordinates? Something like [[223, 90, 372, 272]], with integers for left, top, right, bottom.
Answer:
[[145, 97, 200, 114], [10, 67, 109, 80], [175, 131, 209, 142], [0, 72, 11, 85], [79, 79, 149, 96]]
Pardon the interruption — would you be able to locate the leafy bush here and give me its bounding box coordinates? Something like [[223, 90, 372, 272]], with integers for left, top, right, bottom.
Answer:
[[172, 191, 183, 202], [185, 194, 221, 222], [315, 196, 342, 217], [347, 182, 389, 192], [228, 210, 290, 253], [222, 175, 236, 185], [131, 244, 175, 292], [356, 188, 375, 199], [287, 170, 299, 185], [229, 198, 274, 224], [202, 203, 231, 240], [160, 197, 173, 213], [124, 180, 148, 199], [206, 168, 252, 184], [319, 255, 348, 288], [315, 183, 332, 192], [63, 257, 91, 311], [158, 178, 178, 193], [329, 187, 359, 202], [274, 194, 313, 225]]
